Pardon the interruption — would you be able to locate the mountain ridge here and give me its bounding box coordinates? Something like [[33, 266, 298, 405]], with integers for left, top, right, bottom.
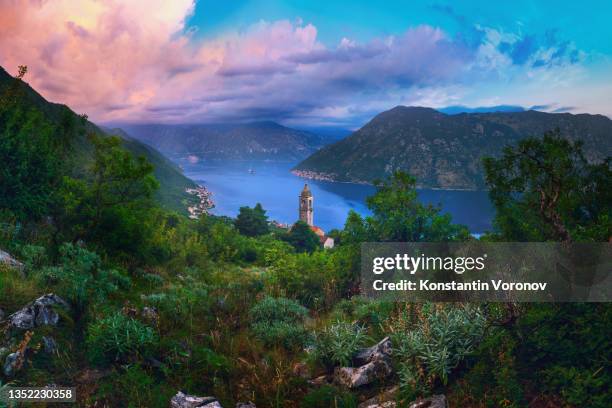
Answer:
[[294, 105, 612, 189], [119, 122, 327, 162]]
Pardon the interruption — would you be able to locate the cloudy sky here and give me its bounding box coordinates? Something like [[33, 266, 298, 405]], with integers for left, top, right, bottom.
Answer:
[[1, 0, 611, 128]]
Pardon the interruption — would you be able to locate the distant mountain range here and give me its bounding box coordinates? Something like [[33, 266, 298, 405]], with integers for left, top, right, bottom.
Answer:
[[0, 66, 197, 213], [119, 122, 327, 162], [293, 106, 612, 190]]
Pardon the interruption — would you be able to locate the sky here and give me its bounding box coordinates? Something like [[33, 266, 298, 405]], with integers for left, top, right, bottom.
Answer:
[[1, 0, 611, 128]]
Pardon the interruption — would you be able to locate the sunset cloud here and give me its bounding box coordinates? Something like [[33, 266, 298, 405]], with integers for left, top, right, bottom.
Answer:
[[0, 0, 608, 126]]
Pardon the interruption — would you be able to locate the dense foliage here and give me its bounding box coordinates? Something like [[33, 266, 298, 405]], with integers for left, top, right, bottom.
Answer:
[[235, 203, 270, 237]]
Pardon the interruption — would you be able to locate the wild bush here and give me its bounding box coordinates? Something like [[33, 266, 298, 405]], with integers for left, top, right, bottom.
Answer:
[[249, 297, 310, 350], [36, 243, 130, 313], [390, 303, 485, 399], [312, 321, 367, 368], [86, 312, 157, 365]]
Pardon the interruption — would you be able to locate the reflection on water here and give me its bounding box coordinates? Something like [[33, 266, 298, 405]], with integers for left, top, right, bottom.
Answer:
[[180, 159, 494, 233]]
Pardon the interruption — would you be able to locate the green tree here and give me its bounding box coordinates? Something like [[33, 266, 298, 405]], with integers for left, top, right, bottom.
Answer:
[[340, 210, 370, 244], [0, 66, 77, 220], [365, 171, 470, 241], [483, 130, 611, 242], [285, 220, 320, 253], [59, 134, 159, 256], [234, 203, 270, 237]]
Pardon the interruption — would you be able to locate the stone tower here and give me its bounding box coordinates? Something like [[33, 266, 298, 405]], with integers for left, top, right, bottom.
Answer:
[[299, 184, 313, 226]]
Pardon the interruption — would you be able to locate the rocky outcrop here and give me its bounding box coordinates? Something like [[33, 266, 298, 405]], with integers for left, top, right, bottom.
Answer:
[[358, 386, 399, 408], [8, 294, 69, 330], [42, 336, 57, 354], [353, 337, 392, 366], [170, 392, 222, 408], [335, 358, 393, 388], [235, 403, 256, 408], [3, 351, 23, 377], [357, 392, 447, 408], [408, 395, 447, 408], [361, 402, 396, 408], [334, 337, 393, 389], [0, 249, 23, 271]]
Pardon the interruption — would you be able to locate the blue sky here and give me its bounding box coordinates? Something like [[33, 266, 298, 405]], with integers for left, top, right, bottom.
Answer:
[[2, 0, 611, 126], [187, 0, 612, 54]]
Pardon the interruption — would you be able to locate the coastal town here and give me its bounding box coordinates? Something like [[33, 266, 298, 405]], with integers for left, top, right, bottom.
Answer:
[[186, 186, 214, 219]]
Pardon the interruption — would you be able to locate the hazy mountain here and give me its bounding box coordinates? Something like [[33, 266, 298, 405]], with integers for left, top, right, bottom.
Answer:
[[0, 66, 197, 213], [119, 122, 326, 162], [438, 105, 526, 114], [294, 106, 612, 190]]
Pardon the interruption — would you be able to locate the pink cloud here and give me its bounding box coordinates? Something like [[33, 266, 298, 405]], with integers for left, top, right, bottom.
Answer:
[[0, 1, 483, 125]]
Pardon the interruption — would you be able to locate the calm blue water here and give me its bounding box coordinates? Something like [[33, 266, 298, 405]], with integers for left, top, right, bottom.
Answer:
[[180, 160, 495, 234]]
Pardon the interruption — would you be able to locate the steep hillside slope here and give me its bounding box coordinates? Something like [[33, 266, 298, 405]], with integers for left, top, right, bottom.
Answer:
[[0, 66, 196, 213], [294, 106, 612, 189]]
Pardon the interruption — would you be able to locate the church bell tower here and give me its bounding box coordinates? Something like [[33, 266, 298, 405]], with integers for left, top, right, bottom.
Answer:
[[299, 184, 313, 226]]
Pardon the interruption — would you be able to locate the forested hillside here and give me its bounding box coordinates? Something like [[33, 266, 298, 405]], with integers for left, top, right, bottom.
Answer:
[[0, 66, 197, 214], [294, 106, 612, 189]]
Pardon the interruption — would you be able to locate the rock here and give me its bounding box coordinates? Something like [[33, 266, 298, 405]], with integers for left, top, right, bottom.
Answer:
[[358, 386, 399, 408], [335, 337, 393, 388], [408, 395, 447, 408], [36, 303, 60, 326], [0, 308, 5, 321], [236, 403, 256, 408], [3, 351, 23, 377], [353, 337, 392, 366], [361, 402, 396, 408], [170, 391, 221, 408], [0, 249, 24, 271], [8, 307, 35, 329], [42, 336, 57, 354], [308, 375, 330, 387], [34, 293, 69, 308], [141, 306, 159, 324], [8, 293, 69, 330], [334, 358, 393, 388]]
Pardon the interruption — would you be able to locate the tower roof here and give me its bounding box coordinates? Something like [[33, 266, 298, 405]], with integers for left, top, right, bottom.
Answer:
[[300, 183, 312, 197]]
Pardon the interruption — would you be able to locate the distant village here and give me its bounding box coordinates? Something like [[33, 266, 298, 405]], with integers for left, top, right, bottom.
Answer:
[[186, 183, 334, 248], [186, 186, 214, 219]]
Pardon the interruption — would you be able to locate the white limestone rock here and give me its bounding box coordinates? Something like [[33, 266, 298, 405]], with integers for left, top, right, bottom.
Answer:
[[170, 391, 221, 408]]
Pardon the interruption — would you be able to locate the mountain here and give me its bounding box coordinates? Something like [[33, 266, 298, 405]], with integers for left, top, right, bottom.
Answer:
[[119, 122, 325, 162], [293, 106, 612, 190], [438, 105, 526, 114], [0, 66, 197, 213]]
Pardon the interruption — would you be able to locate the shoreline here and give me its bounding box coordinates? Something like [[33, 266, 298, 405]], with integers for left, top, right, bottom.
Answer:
[[291, 169, 488, 192]]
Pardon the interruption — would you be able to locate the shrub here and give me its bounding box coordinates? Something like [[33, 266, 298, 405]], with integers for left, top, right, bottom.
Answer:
[[300, 385, 357, 408], [249, 297, 310, 350], [312, 321, 367, 368], [36, 243, 130, 313], [17, 244, 47, 271], [86, 312, 157, 365], [0, 380, 13, 408], [390, 303, 485, 398]]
